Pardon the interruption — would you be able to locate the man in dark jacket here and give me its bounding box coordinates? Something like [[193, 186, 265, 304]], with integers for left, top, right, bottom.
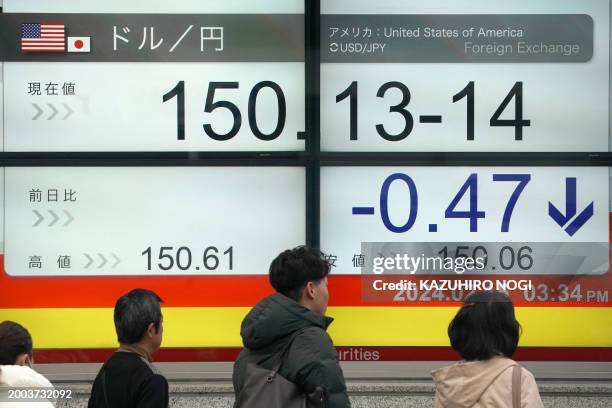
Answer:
[[88, 289, 168, 408], [233, 246, 350, 408]]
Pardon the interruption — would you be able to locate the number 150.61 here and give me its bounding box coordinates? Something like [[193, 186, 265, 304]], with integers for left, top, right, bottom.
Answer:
[[141, 246, 233, 272]]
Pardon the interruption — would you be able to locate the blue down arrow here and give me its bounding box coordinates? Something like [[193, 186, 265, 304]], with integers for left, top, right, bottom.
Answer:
[[548, 177, 594, 237]]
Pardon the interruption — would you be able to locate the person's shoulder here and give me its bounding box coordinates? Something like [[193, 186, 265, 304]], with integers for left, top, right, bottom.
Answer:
[[518, 364, 539, 387], [296, 325, 333, 344], [143, 372, 169, 388], [494, 357, 535, 376], [149, 372, 169, 383], [291, 326, 336, 358], [519, 364, 536, 378], [112, 354, 168, 394], [0, 365, 53, 388], [498, 359, 543, 407], [136, 371, 169, 408], [492, 357, 538, 386]]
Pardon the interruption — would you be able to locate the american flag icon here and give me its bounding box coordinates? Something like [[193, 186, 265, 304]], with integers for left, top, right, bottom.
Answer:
[[21, 23, 66, 52]]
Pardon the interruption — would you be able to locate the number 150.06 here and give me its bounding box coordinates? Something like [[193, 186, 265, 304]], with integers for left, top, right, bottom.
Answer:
[[336, 81, 530, 142]]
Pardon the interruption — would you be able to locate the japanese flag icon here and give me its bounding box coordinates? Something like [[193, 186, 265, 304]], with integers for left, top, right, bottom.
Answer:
[[67, 36, 91, 53]]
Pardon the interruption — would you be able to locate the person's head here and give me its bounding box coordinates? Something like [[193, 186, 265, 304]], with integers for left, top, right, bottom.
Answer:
[[114, 289, 164, 353], [269, 246, 331, 315], [0, 321, 34, 367], [448, 291, 521, 361]]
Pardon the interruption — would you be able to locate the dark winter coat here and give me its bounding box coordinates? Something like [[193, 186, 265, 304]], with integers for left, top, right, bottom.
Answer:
[[232, 293, 350, 408]]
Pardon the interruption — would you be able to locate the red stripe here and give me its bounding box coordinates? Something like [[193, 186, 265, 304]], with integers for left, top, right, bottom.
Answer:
[[21, 49, 65, 53], [32, 347, 612, 363]]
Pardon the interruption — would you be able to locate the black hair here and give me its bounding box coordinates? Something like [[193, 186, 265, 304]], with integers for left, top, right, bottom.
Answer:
[[269, 246, 331, 302], [0, 321, 33, 365], [448, 291, 521, 361], [114, 288, 163, 344]]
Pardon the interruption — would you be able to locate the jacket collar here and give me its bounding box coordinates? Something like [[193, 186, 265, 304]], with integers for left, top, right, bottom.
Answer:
[[269, 293, 334, 329]]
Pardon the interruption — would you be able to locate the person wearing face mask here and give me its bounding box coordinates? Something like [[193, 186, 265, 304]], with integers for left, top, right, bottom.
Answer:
[[0, 321, 54, 408], [233, 246, 350, 408]]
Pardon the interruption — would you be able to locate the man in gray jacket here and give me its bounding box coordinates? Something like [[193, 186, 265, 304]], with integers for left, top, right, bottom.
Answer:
[[232, 246, 350, 408]]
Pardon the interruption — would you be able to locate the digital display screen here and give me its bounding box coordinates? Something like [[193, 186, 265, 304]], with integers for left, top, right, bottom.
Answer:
[[320, 0, 610, 152], [0, 0, 305, 151], [4, 167, 305, 276], [320, 166, 609, 274], [0, 0, 610, 363]]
